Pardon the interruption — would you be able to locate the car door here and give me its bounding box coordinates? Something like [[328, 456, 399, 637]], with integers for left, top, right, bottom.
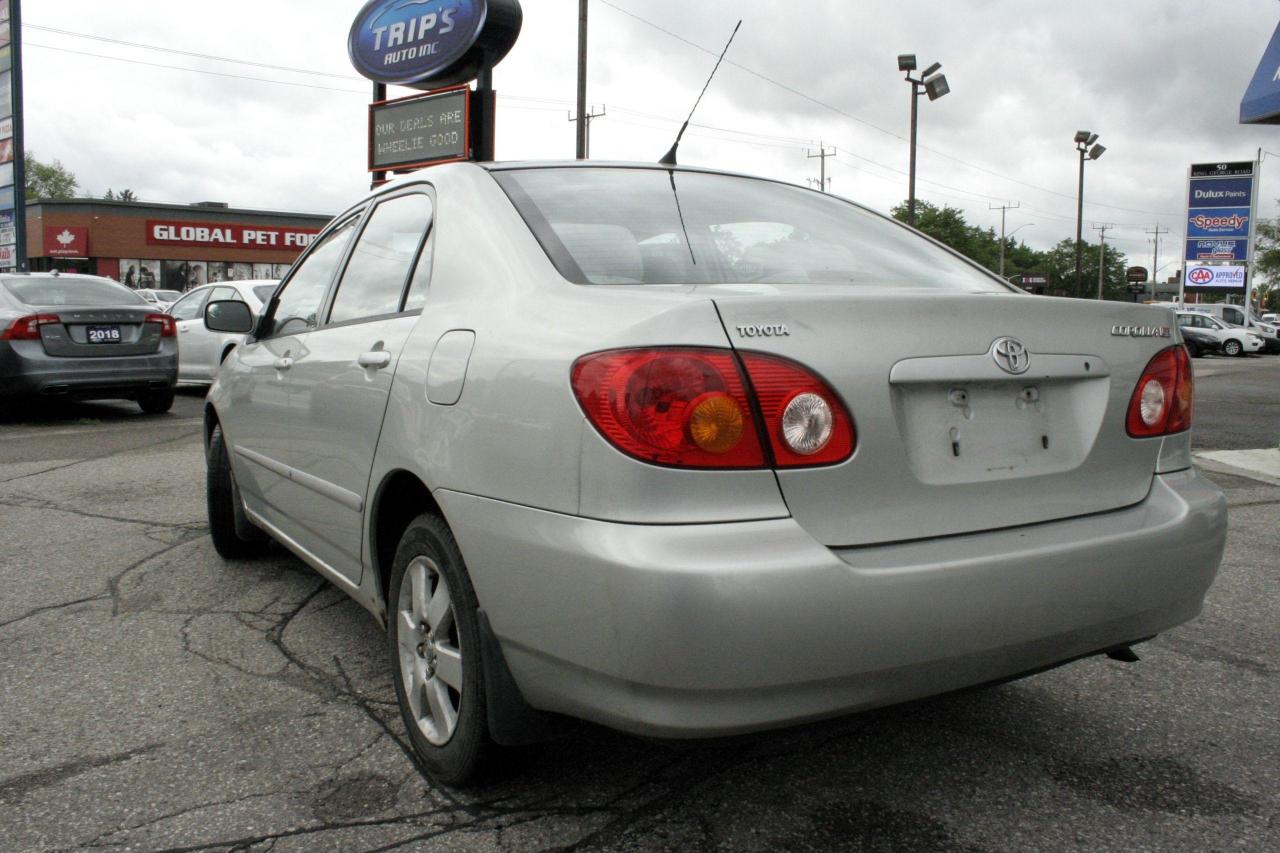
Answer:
[[283, 190, 436, 583], [222, 216, 363, 537], [170, 287, 214, 380]]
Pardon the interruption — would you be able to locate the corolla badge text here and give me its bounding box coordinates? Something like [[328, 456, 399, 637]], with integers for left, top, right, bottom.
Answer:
[[1111, 325, 1171, 338], [736, 323, 791, 338]]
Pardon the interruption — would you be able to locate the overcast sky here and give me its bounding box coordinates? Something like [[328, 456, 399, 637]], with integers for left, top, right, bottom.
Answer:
[[22, 0, 1280, 274]]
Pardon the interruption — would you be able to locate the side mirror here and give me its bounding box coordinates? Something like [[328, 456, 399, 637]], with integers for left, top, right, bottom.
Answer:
[[204, 299, 255, 334]]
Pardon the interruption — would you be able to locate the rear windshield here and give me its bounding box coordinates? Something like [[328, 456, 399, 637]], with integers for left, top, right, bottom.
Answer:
[[253, 284, 277, 303], [154, 290, 182, 301], [493, 167, 1006, 291], [2, 276, 148, 307]]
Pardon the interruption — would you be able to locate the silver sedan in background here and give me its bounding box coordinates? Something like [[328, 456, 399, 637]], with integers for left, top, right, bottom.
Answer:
[[202, 162, 1227, 786], [0, 272, 178, 412], [168, 280, 277, 384]]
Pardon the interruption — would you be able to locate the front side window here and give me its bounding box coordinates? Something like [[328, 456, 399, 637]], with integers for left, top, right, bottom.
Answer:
[[493, 167, 1007, 291], [169, 288, 211, 321], [266, 217, 359, 337], [328, 193, 434, 324], [1222, 306, 1244, 325], [1177, 315, 1194, 328]]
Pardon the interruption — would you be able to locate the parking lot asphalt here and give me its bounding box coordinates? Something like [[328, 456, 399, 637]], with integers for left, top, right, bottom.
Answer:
[[0, 365, 1277, 852]]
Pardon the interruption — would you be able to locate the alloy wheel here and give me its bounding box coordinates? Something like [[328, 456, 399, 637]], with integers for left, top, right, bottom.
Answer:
[[396, 556, 463, 745]]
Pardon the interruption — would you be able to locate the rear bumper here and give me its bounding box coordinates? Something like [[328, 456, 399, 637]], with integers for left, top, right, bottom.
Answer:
[[439, 468, 1226, 739], [0, 340, 177, 399]]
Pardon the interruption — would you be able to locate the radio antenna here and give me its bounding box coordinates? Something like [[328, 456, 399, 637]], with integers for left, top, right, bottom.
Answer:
[[659, 20, 742, 166]]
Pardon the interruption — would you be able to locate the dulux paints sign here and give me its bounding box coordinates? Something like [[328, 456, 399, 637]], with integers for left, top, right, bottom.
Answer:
[[349, 0, 488, 87]]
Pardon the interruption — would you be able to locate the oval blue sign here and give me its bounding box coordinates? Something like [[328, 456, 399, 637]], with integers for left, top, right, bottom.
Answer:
[[349, 0, 493, 87]]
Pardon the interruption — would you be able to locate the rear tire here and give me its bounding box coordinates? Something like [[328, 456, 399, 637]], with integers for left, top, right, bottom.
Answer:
[[1223, 339, 1243, 357], [206, 424, 270, 558], [388, 514, 490, 786], [138, 389, 175, 414]]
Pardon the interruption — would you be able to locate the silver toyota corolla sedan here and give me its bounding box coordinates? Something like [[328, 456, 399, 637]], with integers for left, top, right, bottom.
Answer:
[[202, 162, 1227, 785]]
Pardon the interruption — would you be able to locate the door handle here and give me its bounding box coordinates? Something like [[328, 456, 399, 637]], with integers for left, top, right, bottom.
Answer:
[[273, 357, 293, 371], [179, 326, 189, 333], [358, 351, 393, 369]]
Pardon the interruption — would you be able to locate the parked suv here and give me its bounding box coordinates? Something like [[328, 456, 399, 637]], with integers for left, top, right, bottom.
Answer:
[[202, 162, 1226, 785], [1175, 311, 1264, 356]]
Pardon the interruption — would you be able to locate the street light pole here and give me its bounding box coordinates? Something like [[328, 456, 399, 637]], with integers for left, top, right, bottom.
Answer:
[[991, 202, 1021, 278], [898, 55, 949, 228], [1073, 131, 1105, 298]]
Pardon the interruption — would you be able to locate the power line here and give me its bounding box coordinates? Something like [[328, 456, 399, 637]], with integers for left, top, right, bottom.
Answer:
[[25, 22, 360, 80], [596, 0, 1182, 218]]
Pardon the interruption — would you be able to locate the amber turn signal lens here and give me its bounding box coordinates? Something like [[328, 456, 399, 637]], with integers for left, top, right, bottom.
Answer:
[[687, 392, 745, 454]]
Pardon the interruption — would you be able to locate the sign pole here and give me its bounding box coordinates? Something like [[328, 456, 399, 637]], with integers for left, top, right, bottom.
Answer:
[[472, 68, 495, 162], [1245, 148, 1261, 317], [371, 82, 387, 188], [1178, 164, 1188, 308], [10, 0, 27, 271]]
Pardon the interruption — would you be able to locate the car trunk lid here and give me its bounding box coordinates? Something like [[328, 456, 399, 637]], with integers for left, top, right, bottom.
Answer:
[[709, 286, 1177, 546], [36, 306, 165, 357]]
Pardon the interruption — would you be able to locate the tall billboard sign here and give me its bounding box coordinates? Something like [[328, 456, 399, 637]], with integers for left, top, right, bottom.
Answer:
[[0, 0, 22, 271], [348, 0, 522, 180], [1182, 161, 1257, 297]]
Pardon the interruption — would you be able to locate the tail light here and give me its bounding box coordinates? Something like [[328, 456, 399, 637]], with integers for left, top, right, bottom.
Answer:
[[571, 348, 765, 468], [0, 314, 59, 341], [145, 314, 177, 337], [571, 347, 856, 469], [1126, 345, 1193, 437], [739, 353, 856, 467]]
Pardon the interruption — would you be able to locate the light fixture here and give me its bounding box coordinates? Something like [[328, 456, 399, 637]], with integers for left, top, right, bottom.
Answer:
[[924, 74, 950, 101], [1089, 144, 1106, 160], [1074, 130, 1092, 144], [897, 54, 917, 71], [921, 61, 942, 78]]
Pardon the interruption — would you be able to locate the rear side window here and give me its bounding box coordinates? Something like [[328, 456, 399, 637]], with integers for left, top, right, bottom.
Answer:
[[3, 276, 147, 306], [328, 193, 433, 324], [267, 217, 359, 337], [493, 167, 1006, 291]]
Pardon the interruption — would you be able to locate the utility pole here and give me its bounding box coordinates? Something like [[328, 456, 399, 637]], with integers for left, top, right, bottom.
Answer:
[[575, 0, 588, 159], [1146, 224, 1167, 301], [990, 201, 1021, 278], [567, 105, 606, 158], [807, 143, 836, 192], [1092, 223, 1113, 300]]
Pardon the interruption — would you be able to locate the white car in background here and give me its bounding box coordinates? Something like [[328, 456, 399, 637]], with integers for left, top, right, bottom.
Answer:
[[1175, 311, 1264, 356], [136, 288, 184, 311], [168, 280, 278, 383]]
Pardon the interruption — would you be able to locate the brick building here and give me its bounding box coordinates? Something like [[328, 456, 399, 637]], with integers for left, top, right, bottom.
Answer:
[[25, 198, 332, 292]]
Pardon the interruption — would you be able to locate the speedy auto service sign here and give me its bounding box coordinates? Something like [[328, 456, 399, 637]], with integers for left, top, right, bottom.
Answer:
[[146, 220, 320, 251]]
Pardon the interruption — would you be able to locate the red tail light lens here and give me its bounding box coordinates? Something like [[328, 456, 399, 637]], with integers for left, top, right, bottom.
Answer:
[[145, 313, 177, 337], [1126, 345, 1193, 437], [0, 314, 59, 341], [739, 352, 856, 467], [571, 348, 766, 468]]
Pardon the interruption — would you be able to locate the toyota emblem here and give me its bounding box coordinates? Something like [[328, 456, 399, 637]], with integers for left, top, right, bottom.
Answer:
[[991, 337, 1030, 374]]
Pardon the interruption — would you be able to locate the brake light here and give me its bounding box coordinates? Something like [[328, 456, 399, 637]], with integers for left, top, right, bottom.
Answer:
[[1126, 345, 1193, 437], [145, 313, 177, 337], [571, 347, 856, 469], [739, 352, 856, 467], [0, 314, 59, 341], [571, 348, 766, 468]]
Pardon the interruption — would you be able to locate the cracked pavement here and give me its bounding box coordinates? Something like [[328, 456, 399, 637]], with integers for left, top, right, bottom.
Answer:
[[0, 371, 1277, 852]]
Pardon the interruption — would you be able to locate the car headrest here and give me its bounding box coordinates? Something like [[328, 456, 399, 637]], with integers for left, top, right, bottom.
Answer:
[[552, 223, 643, 284]]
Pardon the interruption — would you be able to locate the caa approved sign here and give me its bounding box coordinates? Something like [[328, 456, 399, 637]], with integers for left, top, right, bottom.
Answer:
[[1185, 264, 1246, 289]]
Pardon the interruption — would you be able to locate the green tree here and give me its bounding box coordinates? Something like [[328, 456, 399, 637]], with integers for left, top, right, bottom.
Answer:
[[892, 199, 1045, 281], [1041, 238, 1130, 300], [103, 188, 138, 202], [25, 152, 79, 200]]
